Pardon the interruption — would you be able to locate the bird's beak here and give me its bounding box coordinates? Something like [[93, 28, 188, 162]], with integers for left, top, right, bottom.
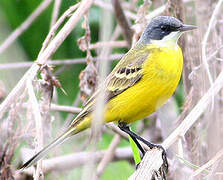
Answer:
[[179, 24, 197, 32]]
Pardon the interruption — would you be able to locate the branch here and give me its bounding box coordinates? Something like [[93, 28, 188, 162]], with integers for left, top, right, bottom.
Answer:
[[105, 123, 129, 140], [94, 0, 138, 20], [94, 134, 121, 179], [201, 0, 223, 89], [20, 147, 133, 175], [89, 41, 127, 50], [189, 148, 223, 179], [50, 0, 61, 28], [201, 0, 223, 111], [39, 3, 80, 55], [128, 148, 164, 180], [50, 104, 82, 114], [0, 0, 94, 119], [0, 0, 53, 54], [145, 4, 167, 21], [27, 79, 44, 179], [0, 54, 124, 70], [112, 0, 133, 47]]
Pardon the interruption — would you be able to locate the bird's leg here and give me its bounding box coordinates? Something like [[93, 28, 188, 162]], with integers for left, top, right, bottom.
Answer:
[[118, 122, 168, 172], [118, 122, 145, 155]]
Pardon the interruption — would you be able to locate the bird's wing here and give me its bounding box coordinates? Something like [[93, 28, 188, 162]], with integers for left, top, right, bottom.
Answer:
[[70, 44, 150, 125]]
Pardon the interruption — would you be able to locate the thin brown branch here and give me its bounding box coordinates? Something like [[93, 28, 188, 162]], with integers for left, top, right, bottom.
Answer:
[[94, 134, 121, 179], [145, 4, 167, 21], [0, 0, 53, 54], [50, 0, 61, 28], [39, 2, 80, 56], [105, 123, 150, 151], [112, 0, 133, 47], [89, 41, 128, 50], [0, 0, 94, 119], [201, 0, 223, 89], [94, 0, 138, 20], [50, 104, 82, 114], [0, 54, 124, 70], [105, 123, 129, 140], [20, 147, 133, 175]]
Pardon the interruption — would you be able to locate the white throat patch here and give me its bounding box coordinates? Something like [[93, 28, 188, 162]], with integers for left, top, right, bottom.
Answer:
[[151, 31, 183, 47]]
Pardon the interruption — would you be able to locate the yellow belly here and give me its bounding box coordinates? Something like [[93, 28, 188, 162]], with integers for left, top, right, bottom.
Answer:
[[105, 44, 183, 124]]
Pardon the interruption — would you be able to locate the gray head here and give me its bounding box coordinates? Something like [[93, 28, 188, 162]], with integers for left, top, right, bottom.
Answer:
[[139, 16, 196, 44]]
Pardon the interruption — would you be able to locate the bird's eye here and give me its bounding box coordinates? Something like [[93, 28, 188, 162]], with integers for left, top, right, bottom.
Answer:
[[160, 25, 169, 31]]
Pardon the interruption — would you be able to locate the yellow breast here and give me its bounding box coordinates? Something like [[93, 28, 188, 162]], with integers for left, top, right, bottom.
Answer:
[[105, 43, 183, 124]]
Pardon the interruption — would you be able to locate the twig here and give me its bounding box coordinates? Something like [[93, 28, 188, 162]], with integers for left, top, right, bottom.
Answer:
[[105, 123, 150, 151], [106, 123, 129, 140], [94, 134, 121, 179], [89, 41, 128, 50], [20, 147, 133, 175], [27, 79, 44, 180], [201, 0, 223, 108], [94, 0, 138, 20], [202, 0, 223, 83], [162, 69, 223, 149], [145, 4, 167, 21], [0, 0, 53, 54], [0, 54, 124, 70], [50, 104, 82, 114], [112, 0, 133, 47], [50, 0, 61, 28], [189, 148, 223, 179], [39, 3, 80, 56], [0, 0, 94, 119], [81, 3, 113, 179]]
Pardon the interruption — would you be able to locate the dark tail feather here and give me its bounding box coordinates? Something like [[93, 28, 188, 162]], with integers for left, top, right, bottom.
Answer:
[[20, 127, 75, 169]]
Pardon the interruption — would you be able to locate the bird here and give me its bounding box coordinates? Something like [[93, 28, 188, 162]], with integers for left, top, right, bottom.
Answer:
[[20, 16, 196, 170]]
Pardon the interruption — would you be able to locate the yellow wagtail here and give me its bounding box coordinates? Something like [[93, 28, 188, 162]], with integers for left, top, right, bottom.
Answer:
[[21, 16, 196, 169]]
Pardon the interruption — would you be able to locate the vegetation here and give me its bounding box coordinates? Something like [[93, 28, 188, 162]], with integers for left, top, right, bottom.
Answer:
[[0, 0, 223, 179]]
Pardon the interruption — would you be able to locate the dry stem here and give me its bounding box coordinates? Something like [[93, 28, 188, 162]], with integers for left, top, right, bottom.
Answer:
[[0, 54, 124, 70], [27, 79, 44, 180], [128, 148, 164, 180], [94, 134, 121, 179], [112, 0, 133, 47], [201, 0, 223, 88], [189, 148, 223, 179], [50, 0, 61, 28], [20, 147, 133, 175], [0, 0, 94, 119]]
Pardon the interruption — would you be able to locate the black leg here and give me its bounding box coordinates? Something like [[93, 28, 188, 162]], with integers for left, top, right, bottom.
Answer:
[[118, 124, 145, 155], [118, 122, 168, 171]]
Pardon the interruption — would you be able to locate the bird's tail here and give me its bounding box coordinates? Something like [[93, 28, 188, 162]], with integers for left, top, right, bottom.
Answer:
[[20, 115, 91, 169], [20, 127, 74, 169]]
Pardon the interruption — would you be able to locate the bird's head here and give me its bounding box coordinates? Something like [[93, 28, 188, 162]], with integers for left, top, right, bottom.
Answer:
[[139, 16, 197, 45]]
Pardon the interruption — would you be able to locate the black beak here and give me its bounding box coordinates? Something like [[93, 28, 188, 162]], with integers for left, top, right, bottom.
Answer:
[[179, 24, 197, 32]]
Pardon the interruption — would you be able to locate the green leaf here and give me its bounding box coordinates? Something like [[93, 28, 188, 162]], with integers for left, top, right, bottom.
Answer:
[[129, 133, 141, 165]]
